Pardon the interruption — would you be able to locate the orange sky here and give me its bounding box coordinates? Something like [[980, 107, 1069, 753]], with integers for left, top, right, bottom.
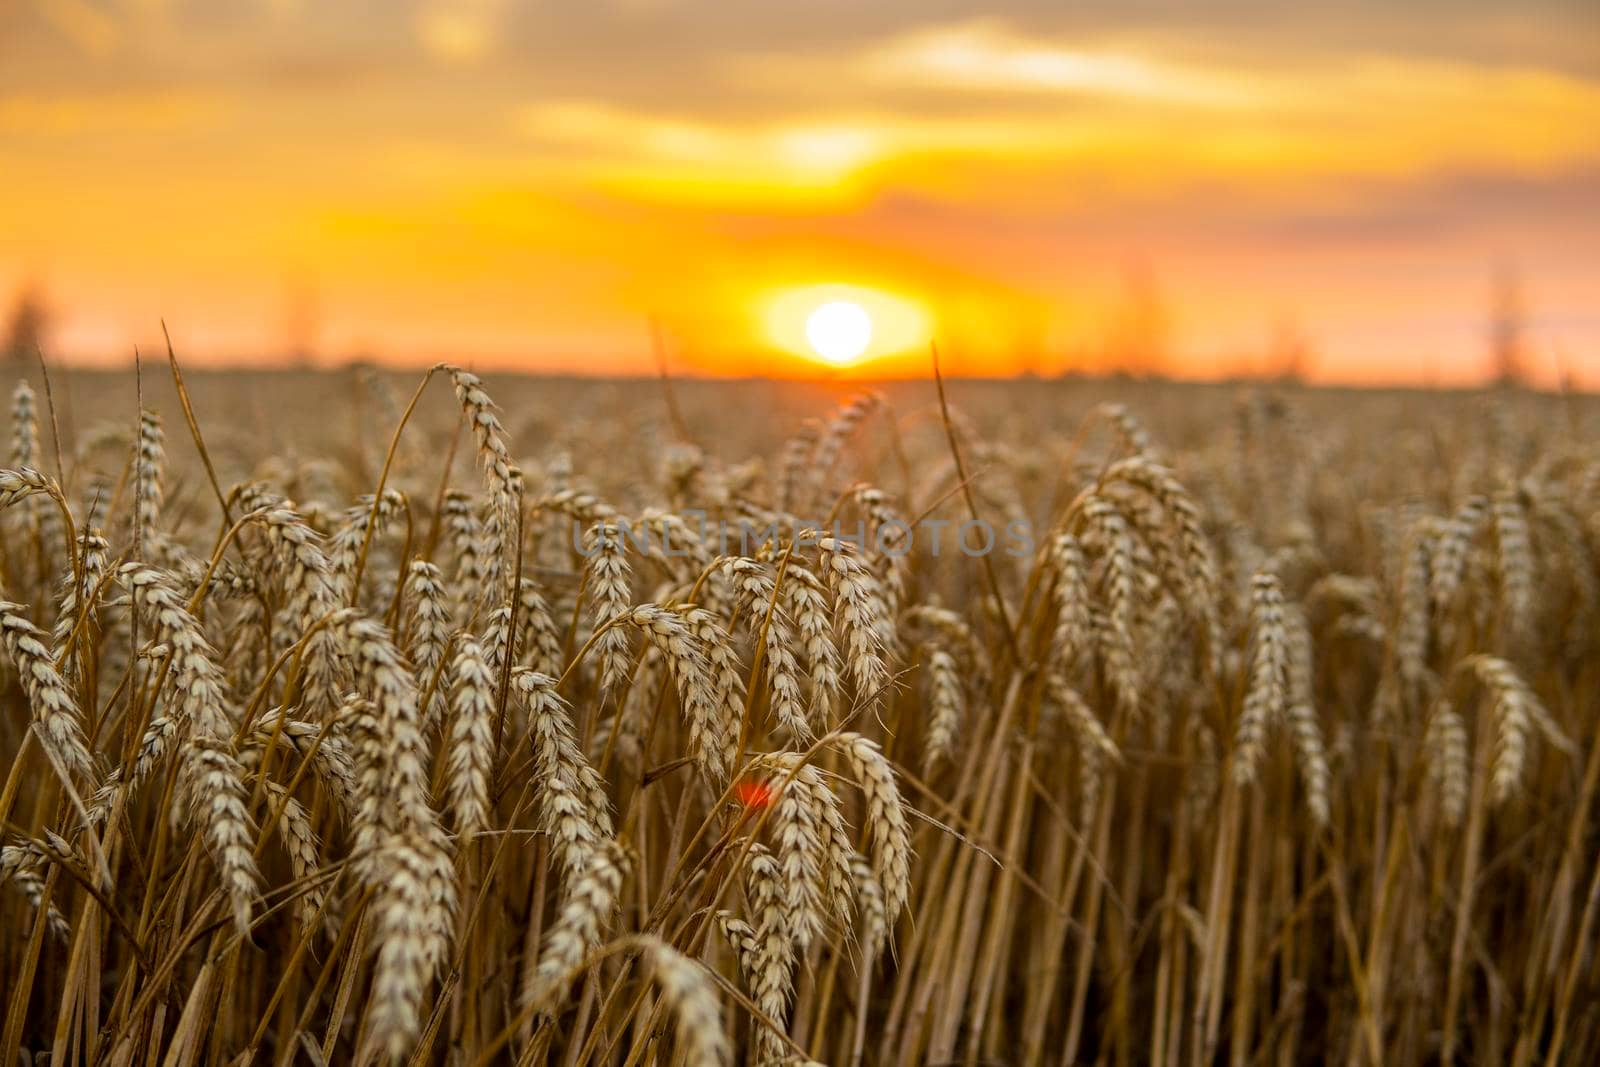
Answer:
[[2, 1, 1598, 384]]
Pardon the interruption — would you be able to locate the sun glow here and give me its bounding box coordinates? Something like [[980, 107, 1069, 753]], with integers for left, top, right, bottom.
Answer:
[[765, 284, 930, 371]]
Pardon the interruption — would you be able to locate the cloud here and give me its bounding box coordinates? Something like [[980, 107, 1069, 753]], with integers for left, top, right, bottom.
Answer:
[[0, 90, 227, 135], [414, 0, 506, 64], [513, 28, 1600, 214], [514, 102, 892, 195], [851, 20, 1255, 106], [35, 0, 120, 57]]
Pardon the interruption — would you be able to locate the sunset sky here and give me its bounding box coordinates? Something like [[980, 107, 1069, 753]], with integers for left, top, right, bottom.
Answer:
[[2, 0, 1597, 383]]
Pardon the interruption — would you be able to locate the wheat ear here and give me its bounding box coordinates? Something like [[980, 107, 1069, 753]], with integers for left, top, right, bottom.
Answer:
[[830, 732, 912, 926], [0, 601, 93, 782], [445, 634, 496, 841], [1234, 570, 1289, 786]]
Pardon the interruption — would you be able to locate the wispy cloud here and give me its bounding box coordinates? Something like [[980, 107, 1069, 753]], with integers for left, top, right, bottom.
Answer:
[[850, 20, 1254, 106], [413, 0, 506, 64], [34, 0, 120, 57], [514, 102, 892, 195], [0, 90, 227, 135], [518, 26, 1600, 209]]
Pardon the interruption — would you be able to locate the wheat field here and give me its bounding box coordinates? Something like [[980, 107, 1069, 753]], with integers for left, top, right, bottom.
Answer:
[[0, 364, 1595, 1066]]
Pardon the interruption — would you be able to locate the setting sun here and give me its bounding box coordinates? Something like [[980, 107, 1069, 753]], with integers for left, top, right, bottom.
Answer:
[[806, 300, 873, 364], [762, 284, 931, 372]]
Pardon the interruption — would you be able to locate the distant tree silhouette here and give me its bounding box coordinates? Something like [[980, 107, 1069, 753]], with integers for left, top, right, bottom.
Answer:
[[1490, 264, 1527, 388], [284, 274, 319, 366], [1105, 263, 1170, 377], [4, 285, 49, 364], [1269, 314, 1313, 383]]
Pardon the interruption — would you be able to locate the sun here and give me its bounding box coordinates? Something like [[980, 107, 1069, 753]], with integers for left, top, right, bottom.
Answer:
[[805, 300, 873, 365], [762, 284, 927, 371]]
